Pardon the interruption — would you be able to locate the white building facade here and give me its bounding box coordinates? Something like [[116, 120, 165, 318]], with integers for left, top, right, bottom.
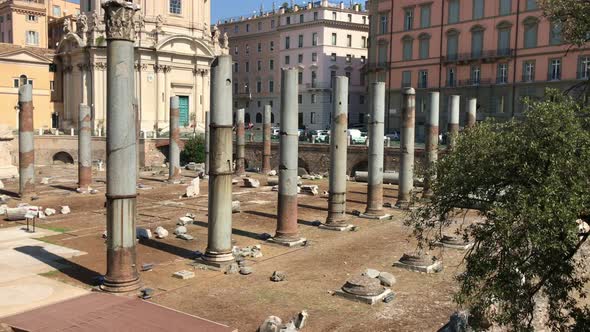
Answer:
[[54, 0, 224, 134], [219, 1, 369, 130]]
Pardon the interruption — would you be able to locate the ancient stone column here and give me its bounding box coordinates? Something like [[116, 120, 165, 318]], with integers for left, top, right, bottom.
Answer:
[[134, 97, 140, 181], [323, 76, 351, 230], [272, 68, 304, 246], [18, 84, 34, 197], [467, 97, 477, 129], [262, 105, 272, 174], [396, 88, 416, 209], [168, 96, 181, 182], [78, 104, 92, 191], [202, 55, 235, 266], [205, 111, 210, 176], [101, 0, 141, 293], [423, 92, 439, 198], [235, 108, 246, 176], [363, 82, 389, 218], [448, 95, 460, 150]]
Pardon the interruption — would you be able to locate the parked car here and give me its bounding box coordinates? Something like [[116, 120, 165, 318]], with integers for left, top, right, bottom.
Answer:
[[348, 129, 367, 144], [315, 130, 329, 143], [385, 132, 400, 141]]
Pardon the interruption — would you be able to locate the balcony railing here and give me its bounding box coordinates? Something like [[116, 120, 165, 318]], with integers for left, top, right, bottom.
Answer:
[[446, 79, 457, 87], [496, 76, 509, 84], [443, 49, 515, 63], [457, 78, 492, 87]]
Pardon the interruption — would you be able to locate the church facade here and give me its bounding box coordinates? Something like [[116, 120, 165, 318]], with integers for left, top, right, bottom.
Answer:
[[54, 0, 226, 134]]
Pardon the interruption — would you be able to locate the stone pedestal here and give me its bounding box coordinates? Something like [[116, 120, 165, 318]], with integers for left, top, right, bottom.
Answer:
[[334, 275, 393, 305], [393, 253, 443, 273], [0, 126, 18, 179]]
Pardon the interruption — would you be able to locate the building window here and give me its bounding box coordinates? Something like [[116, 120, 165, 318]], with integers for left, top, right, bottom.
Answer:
[[269, 80, 274, 92], [298, 34, 303, 48], [402, 37, 413, 60], [300, 14, 304, 23], [234, 46, 238, 55], [258, 22, 262, 31], [27, 15, 37, 22], [378, 44, 388, 66], [286, 17, 291, 25], [331, 53, 337, 61], [471, 65, 481, 84], [234, 25, 239, 33], [285, 55, 290, 65], [311, 94, 316, 104], [257, 43, 262, 52], [256, 81, 262, 93], [298, 71, 303, 84], [332, 12, 337, 20], [13, 79, 19, 88], [361, 36, 367, 48], [169, 0, 182, 15], [298, 94, 302, 104], [271, 20, 275, 28], [52, 5, 61, 17], [314, 12, 318, 21], [285, 36, 290, 49], [298, 54, 303, 63], [257, 60, 262, 71], [234, 62, 239, 73], [550, 21, 562, 45], [497, 63, 508, 83], [360, 95, 365, 104], [497, 27, 511, 54], [311, 71, 317, 87], [473, 0, 485, 19], [448, 0, 460, 24], [418, 70, 428, 88], [363, 16, 367, 25], [402, 71, 412, 87], [523, 18, 538, 48], [348, 14, 352, 22], [331, 33, 337, 45], [50, 80, 55, 91], [526, 0, 538, 10], [499, 0, 511, 16], [312, 32, 318, 46], [578, 56, 590, 79], [312, 53, 317, 62], [246, 24, 250, 32], [404, 8, 414, 31], [270, 41, 274, 51], [523, 60, 535, 81], [420, 5, 431, 28], [246, 45, 250, 54], [549, 58, 561, 80], [471, 27, 484, 58], [419, 34, 430, 59], [347, 34, 352, 47], [380, 14, 388, 34], [346, 54, 352, 63], [447, 67, 456, 86], [25, 31, 39, 45], [360, 56, 366, 64], [447, 31, 459, 60], [269, 59, 274, 70]]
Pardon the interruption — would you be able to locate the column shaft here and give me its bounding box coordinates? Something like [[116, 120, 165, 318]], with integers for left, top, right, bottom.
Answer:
[[396, 88, 416, 208], [18, 85, 34, 197], [325, 76, 349, 226], [205, 111, 210, 175], [169, 96, 181, 181], [203, 55, 234, 264], [423, 92, 439, 198], [275, 69, 300, 242], [262, 105, 272, 174], [467, 97, 477, 128], [78, 103, 92, 190], [448, 95, 460, 150], [235, 108, 245, 176], [365, 82, 385, 214]]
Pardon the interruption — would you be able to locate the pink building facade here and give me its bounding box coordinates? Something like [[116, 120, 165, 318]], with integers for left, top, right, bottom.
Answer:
[[219, 1, 369, 130], [367, 0, 590, 137]]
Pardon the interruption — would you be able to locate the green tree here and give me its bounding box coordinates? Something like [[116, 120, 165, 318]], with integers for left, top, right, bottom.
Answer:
[[539, 0, 590, 46], [180, 135, 205, 164], [408, 92, 590, 330]]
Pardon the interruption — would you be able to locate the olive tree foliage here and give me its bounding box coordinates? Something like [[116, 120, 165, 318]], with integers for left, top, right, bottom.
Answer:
[[539, 0, 590, 46], [408, 92, 590, 330]]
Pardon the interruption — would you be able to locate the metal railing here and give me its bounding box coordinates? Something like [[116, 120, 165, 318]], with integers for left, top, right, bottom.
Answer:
[[442, 49, 515, 63], [457, 78, 492, 86]]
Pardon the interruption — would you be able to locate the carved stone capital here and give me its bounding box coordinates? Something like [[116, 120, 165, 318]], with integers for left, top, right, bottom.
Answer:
[[63, 65, 74, 73], [193, 68, 209, 76], [134, 63, 147, 71], [102, 0, 140, 41], [77, 63, 90, 71], [90, 62, 107, 71], [153, 64, 171, 73]]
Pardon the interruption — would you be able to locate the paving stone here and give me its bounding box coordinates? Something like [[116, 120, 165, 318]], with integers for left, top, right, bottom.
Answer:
[[378, 272, 396, 287], [136, 227, 152, 239], [362, 268, 381, 279], [172, 270, 195, 280], [270, 271, 287, 282], [177, 233, 194, 241], [154, 226, 169, 239], [60, 206, 71, 215], [174, 226, 187, 235]]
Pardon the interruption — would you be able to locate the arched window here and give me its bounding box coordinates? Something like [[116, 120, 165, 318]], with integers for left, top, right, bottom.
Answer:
[[470, 25, 485, 58], [256, 113, 262, 123], [245, 113, 251, 123], [402, 35, 414, 60], [418, 33, 430, 59], [496, 21, 512, 55], [523, 17, 538, 49]]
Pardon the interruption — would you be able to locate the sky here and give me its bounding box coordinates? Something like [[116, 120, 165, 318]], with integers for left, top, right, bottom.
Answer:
[[212, 0, 283, 24]]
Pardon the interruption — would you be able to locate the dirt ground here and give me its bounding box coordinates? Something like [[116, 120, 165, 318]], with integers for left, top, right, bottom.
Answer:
[[0, 165, 473, 331]]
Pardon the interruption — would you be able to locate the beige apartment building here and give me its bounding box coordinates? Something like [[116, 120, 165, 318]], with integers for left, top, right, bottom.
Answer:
[[55, 0, 221, 134], [218, 0, 369, 130]]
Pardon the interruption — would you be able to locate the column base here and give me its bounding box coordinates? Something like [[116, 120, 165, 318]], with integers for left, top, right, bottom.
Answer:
[[267, 237, 307, 247], [167, 179, 182, 184], [193, 253, 235, 271], [100, 276, 141, 293], [359, 212, 392, 220], [318, 223, 355, 232], [394, 200, 411, 210], [334, 288, 393, 305]]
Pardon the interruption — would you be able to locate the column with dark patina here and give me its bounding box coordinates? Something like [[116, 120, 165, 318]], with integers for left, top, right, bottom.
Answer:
[[18, 84, 35, 197]]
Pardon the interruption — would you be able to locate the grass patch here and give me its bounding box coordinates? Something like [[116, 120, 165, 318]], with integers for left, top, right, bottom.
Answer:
[[39, 270, 60, 277], [38, 225, 71, 233]]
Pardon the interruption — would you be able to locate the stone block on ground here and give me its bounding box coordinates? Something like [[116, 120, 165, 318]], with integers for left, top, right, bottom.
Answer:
[[266, 176, 279, 186], [6, 207, 29, 221], [270, 271, 287, 282], [177, 233, 194, 241], [438, 311, 471, 332], [239, 266, 253, 275], [154, 226, 169, 239], [362, 268, 381, 279], [44, 208, 56, 216], [243, 178, 260, 188], [300, 185, 319, 196], [60, 206, 71, 215], [185, 178, 200, 197], [258, 316, 282, 332], [378, 272, 396, 287], [177, 216, 193, 226], [174, 226, 187, 235], [40, 177, 50, 185], [232, 201, 241, 213], [172, 270, 195, 280], [136, 227, 152, 239], [224, 263, 239, 275], [267, 170, 277, 176]]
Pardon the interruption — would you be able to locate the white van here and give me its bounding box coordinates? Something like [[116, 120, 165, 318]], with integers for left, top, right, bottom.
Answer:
[[347, 129, 366, 144]]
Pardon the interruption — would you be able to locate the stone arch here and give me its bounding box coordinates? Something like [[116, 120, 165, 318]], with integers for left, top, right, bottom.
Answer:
[[470, 24, 486, 32], [496, 20, 513, 29], [156, 35, 215, 57], [56, 33, 85, 54], [52, 151, 74, 165], [350, 159, 368, 177], [418, 32, 431, 40]]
